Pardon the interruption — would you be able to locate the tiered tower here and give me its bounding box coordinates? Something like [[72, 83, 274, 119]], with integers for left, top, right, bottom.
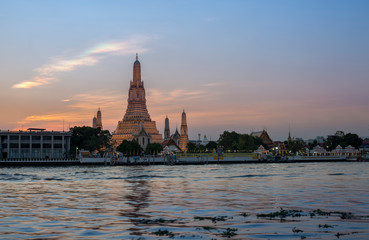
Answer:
[[96, 108, 103, 129], [92, 116, 97, 128], [179, 110, 189, 152], [112, 54, 162, 146], [164, 116, 170, 140]]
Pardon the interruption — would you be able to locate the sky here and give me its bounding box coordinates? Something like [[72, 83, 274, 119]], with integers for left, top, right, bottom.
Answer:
[[1, 0, 368, 141]]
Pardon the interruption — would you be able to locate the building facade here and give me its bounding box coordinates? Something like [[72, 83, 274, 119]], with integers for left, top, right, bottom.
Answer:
[[112, 54, 162, 149], [0, 128, 71, 159]]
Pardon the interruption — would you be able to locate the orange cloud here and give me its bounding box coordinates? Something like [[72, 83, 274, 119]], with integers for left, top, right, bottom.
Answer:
[[12, 36, 151, 89]]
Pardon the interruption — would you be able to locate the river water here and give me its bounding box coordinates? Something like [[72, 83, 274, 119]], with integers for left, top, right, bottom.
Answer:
[[1, 162, 369, 239]]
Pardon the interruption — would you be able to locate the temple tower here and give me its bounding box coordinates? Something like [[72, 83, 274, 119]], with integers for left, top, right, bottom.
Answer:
[[96, 108, 103, 129], [112, 54, 162, 148], [92, 116, 97, 128], [164, 116, 170, 140], [179, 110, 189, 152]]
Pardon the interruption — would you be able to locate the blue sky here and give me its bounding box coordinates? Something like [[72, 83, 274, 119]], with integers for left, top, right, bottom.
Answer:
[[1, 0, 368, 140]]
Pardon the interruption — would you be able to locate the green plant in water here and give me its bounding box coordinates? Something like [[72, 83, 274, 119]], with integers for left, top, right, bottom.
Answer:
[[257, 208, 303, 219], [152, 229, 174, 238], [240, 212, 249, 217], [194, 216, 229, 223], [319, 224, 334, 228], [138, 218, 177, 224], [292, 227, 304, 233], [221, 228, 238, 238], [202, 226, 216, 231]]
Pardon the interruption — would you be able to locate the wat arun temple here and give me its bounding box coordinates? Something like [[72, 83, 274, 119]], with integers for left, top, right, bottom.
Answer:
[[112, 54, 189, 152], [112, 55, 164, 148]]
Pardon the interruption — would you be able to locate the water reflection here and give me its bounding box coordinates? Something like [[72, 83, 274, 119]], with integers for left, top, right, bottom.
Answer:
[[0, 163, 368, 239], [119, 168, 151, 236]]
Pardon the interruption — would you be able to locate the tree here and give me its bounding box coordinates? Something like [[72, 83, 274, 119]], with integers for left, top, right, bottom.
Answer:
[[286, 139, 305, 154], [116, 140, 142, 156], [187, 142, 197, 153], [308, 140, 318, 150], [218, 131, 240, 150], [145, 143, 163, 155], [206, 141, 218, 151], [218, 131, 262, 152], [324, 132, 363, 151], [70, 126, 111, 154], [341, 133, 363, 148]]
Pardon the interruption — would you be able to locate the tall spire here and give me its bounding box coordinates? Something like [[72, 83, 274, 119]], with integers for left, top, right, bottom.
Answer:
[[179, 110, 189, 152], [124, 54, 150, 122], [133, 53, 141, 83], [164, 115, 170, 140], [96, 108, 103, 130]]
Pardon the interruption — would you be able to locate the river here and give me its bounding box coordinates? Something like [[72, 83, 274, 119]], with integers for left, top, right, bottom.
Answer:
[[1, 162, 368, 239]]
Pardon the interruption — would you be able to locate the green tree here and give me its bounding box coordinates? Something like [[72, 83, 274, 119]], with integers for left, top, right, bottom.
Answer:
[[323, 132, 363, 151], [145, 143, 163, 155], [308, 140, 318, 150], [187, 142, 197, 153], [206, 141, 218, 151], [286, 139, 305, 154], [218, 131, 264, 152], [341, 133, 363, 148], [70, 126, 111, 154], [218, 131, 240, 150], [116, 140, 142, 156]]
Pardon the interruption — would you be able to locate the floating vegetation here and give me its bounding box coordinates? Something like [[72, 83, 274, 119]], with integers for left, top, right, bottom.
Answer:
[[221, 228, 238, 238], [137, 218, 177, 224], [310, 209, 354, 219], [311, 209, 331, 216], [240, 212, 249, 217], [339, 212, 353, 219], [292, 227, 304, 233], [335, 232, 350, 238], [319, 224, 334, 228], [152, 229, 175, 238], [202, 226, 217, 231], [194, 216, 230, 223], [257, 208, 303, 219]]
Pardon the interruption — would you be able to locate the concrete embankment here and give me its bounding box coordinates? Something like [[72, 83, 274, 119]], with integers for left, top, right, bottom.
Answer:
[[0, 155, 350, 166]]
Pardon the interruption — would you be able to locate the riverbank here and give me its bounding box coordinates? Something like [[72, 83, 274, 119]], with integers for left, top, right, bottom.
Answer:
[[0, 155, 353, 166]]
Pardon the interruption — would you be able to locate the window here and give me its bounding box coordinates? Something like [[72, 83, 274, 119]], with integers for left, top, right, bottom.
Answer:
[[32, 143, 41, 148], [21, 136, 30, 140], [10, 143, 18, 148], [21, 144, 29, 148], [32, 136, 41, 140], [142, 137, 145, 145], [10, 136, 18, 140]]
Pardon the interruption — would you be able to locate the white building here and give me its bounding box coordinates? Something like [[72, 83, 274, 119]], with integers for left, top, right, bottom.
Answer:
[[0, 128, 71, 159]]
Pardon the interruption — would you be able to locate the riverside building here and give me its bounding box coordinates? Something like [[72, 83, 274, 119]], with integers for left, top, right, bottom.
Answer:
[[0, 128, 71, 159], [112, 54, 162, 149]]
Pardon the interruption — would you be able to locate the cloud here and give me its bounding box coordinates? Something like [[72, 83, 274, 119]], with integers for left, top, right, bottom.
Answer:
[[15, 89, 124, 131], [202, 82, 224, 87], [12, 36, 150, 89], [12, 77, 55, 89]]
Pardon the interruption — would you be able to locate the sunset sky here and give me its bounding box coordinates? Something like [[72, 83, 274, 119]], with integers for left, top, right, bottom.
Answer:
[[1, 0, 368, 141]]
